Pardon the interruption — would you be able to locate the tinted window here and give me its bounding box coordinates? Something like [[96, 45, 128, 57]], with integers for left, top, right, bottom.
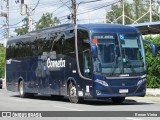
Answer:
[[77, 29, 92, 78], [62, 30, 75, 57]]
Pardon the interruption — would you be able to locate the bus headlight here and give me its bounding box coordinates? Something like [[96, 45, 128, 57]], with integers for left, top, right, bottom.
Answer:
[[137, 78, 146, 86], [95, 79, 108, 87]]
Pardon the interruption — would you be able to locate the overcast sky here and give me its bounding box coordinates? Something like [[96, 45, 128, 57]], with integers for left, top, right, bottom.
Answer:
[[0, 0, 118, 43]]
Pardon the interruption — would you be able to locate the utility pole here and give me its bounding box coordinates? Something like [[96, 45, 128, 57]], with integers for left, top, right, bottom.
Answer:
[[18, 0, 33, 32], [0, 0, 9, 38], [149, 0, 152, 22], [122, 0, 125, 25], [27, 0, 32, 32], [71, 0, 76, 24], [6, 0, 9, 38]]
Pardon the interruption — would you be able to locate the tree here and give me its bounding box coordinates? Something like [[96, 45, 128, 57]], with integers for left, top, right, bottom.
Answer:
[[0, 45, 5, 78], [35, 13, 60, 30], [14, 17, 28, 36], [106, 0, 160, 24], [106, 0, 133, 24], [144, 36, 160, 88], [14, 13, 61, 36]]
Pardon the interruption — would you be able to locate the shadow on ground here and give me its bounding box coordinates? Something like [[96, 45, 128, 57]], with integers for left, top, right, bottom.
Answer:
[[11, 94, 154, 106]]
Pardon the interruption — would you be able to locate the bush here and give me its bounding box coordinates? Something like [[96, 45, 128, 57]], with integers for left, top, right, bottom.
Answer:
[[0, 45, 5, 78], [144, 36, 160, 88]]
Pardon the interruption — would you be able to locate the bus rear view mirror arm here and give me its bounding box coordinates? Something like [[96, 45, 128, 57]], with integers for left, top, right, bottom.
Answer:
[[143, 40, 158, 57], [91, 43, 98, 58]]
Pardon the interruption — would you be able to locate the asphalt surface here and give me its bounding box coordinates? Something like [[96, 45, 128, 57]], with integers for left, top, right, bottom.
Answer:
[[0, 88, 160, 120]]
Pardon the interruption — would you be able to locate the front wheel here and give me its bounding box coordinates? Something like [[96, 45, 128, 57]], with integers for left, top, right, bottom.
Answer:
[[19, 80, 27, 98], [68, 83, 82, 103], [111, 97, 125, 104]]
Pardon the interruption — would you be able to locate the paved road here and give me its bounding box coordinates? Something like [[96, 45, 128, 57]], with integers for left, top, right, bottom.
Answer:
[[0, 88, 160, 120]]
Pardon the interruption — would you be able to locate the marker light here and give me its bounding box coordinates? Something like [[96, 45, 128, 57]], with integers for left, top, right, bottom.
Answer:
[[92, 38, 98, 45]]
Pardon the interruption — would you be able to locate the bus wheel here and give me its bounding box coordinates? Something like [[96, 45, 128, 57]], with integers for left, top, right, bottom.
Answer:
[[111, 97, 125, 104], [19, 81, 27, 98], [68, 83, 79, 103]]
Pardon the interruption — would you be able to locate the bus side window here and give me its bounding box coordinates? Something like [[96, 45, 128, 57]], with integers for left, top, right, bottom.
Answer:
[[50, 32, 63, 54], [83, 49, 92, 78], [77, 29, 92, 79], [62, 30, 75, 57]]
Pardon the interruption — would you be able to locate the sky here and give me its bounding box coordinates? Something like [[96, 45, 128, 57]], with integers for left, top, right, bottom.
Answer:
[[0, 0, 119, 44]]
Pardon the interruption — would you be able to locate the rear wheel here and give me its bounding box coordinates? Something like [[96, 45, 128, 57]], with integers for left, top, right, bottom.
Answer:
[[68, 83, 83, 103], [19, 80, 27, 98], [111, 97, 125, 104]]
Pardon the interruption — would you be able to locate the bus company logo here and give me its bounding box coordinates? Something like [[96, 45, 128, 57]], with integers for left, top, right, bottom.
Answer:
[[47, 58, 66, 68]]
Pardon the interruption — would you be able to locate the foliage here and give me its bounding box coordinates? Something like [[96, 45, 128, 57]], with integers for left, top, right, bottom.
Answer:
[[35, 13, 61, 30], [144, 36, 160, 88], [106, 0, 133, 24], [14, 17, 29, 36], [106, 0, 160, 24], [14, 13, 61, 36], [0, 45, 5, 78]]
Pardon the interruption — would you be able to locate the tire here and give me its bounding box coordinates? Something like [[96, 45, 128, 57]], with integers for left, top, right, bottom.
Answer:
[[19, 80, 27, 98], [0, 80, 2, 89], [111, 97, 125, 104], [68, 83, 82, 103]]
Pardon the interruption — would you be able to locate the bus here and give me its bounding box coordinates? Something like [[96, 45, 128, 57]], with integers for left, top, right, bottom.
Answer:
[[6, 24, 157, 104]]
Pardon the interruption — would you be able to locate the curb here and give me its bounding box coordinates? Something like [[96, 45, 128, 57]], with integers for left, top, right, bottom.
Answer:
[[2, 80, 6, 89], [146, 88, 160, 96]]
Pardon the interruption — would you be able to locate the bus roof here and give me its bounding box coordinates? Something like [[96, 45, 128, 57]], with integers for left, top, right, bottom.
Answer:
[[77, 24, 140, 33], [8, 23, 140, 44]]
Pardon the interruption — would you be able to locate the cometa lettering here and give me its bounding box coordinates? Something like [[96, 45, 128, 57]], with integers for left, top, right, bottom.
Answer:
[[47, 58, 66, 68]]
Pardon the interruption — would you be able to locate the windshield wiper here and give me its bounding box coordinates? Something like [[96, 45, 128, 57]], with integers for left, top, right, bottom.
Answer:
[[110, 55, 118, 76]]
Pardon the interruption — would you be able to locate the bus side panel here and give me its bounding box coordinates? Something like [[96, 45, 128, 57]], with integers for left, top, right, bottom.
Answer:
[[25, 56, 39, 94], [62, 55, 79, 96], [6, 58, 23, 92]]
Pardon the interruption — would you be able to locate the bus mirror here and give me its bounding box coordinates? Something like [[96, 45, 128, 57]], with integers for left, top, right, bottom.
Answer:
[[143, 40, 158, 57], [83, 39, 98, 57], [91, 43, 98, 58]]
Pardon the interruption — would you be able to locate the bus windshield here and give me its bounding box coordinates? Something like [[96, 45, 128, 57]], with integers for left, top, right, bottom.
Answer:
[[92, 33, 146, 77]]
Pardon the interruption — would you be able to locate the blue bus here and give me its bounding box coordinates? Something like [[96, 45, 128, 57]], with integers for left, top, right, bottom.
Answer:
[[6, 24, 157, 103]]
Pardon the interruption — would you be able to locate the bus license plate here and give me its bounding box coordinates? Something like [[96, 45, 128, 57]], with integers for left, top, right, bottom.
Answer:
[[119, 89, 128, 93]]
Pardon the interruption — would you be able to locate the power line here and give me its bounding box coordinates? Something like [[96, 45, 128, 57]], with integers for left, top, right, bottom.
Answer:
[[59, 0, 71, 11], [0, 25, 4, 29], [77, 0, 120, 16], [9, 26, 23, 29], [10, 1, 62, 11], [0, 37, 5, 40], [9, 20, 23, 26], [52, 0, 70, 13], [78, 0, 107, 5], [32, 0, 41, 11], [77, 0, 112, 12], [76, 0, 107, 10]]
